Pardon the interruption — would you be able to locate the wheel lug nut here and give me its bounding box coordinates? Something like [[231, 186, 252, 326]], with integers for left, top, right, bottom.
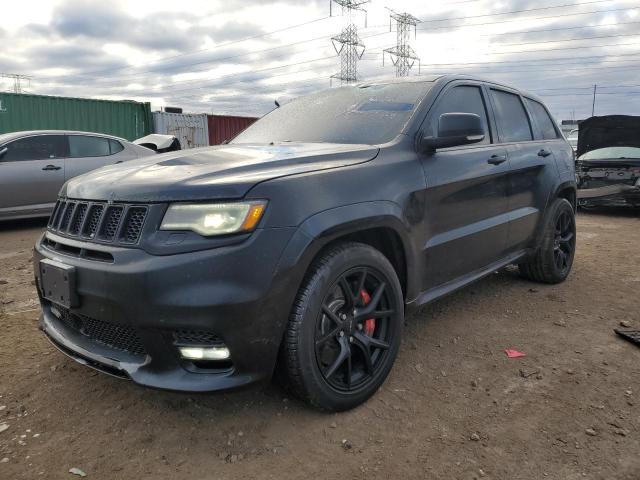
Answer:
[[357, 324, 363, 330], [340, 314, 347, 320], [339, 331, 344, 337], [349, 336, 354, 343]]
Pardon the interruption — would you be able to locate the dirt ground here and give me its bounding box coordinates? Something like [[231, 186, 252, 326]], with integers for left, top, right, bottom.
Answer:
[[0, 210, 638, 480]]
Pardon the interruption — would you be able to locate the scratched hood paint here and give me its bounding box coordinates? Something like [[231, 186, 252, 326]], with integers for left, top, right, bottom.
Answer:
[[62, 143, 379, 202]]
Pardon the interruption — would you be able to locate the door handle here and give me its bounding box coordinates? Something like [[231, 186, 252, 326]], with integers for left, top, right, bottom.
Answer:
[[42, 164, 61, 171], [538, 149, 552, 158], [487, 154, 507, 165]]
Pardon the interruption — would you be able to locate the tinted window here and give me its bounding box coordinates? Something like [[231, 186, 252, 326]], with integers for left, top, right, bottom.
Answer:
[[525, 98, 559, 140], [232, 82, 433, 145], [428, 85, 491, 144], [1, 135, 66, 162], [68, 135, 111, 158], [490, 89, 533, 143], [109, 139, 124, 154]]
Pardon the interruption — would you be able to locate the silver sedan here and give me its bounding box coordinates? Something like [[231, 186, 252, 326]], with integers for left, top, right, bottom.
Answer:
[[0, 130, 155, 221]]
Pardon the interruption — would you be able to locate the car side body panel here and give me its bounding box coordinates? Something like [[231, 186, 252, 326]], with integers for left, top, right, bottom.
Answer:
[[0, 131, 154, 221]]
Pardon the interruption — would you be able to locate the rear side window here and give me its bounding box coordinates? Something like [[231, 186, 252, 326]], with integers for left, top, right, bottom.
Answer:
[[524, 98, 559, 140], [490, 89, 533, 143], [68, 135, 111, 158], [109, 139, 124, 154], [429, 85, 491, 144], [1, 135, 66, 162]]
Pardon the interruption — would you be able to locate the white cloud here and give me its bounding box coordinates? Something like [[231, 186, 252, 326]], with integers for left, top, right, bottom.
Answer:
[[0, 0, 638, 119]]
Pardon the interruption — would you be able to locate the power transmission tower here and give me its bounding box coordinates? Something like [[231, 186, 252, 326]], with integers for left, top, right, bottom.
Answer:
[[330, 0, 369, 85], [383, 9, 421, 77], [0, 73, 32, 93]]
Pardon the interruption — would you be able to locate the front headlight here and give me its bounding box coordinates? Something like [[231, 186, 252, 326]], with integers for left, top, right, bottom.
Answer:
[[160, 201, 267, 236]]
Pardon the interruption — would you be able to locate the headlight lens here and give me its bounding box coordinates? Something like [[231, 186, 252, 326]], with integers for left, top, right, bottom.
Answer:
[[160, 201, 267, 236]]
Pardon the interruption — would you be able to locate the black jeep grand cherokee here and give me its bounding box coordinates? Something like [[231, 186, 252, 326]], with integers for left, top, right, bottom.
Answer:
[[34, 75, 576, 411]]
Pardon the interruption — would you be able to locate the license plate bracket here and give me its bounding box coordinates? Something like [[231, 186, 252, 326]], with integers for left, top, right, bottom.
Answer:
[[39, 259, 78, 308]]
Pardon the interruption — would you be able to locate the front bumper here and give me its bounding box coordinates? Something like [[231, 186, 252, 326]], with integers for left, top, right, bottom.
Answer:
[[577, 183, 640, 207], [34, 226, 297, 392]]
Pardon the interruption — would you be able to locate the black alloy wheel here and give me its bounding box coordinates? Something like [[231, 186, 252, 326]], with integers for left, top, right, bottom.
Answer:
[[315, 267, 396, 392], [283, 242, 403, 411], [519, 197, 576, 284], [553, 209, 575, 275]]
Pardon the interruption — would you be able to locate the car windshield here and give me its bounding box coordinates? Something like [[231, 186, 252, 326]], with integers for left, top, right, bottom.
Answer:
[[232, 81, 433, 145], [579, 146, 640, 160]]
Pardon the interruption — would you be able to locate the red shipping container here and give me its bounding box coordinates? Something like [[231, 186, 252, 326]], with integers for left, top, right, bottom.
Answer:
[[208, 115, 258, 145]]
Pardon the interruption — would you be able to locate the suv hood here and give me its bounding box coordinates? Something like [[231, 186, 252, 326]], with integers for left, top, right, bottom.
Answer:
[[63, 143, 379, 202], [577, 115, 640, 158]]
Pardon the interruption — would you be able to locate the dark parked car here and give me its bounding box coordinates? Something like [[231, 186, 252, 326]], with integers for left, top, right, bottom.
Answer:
[[576, 115, 640, 208], [34, 75, 576, 411]]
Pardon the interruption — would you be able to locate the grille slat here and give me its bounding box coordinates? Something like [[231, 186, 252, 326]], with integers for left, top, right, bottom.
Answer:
[[82, 204, 105, 238], [69, 203, 88, 235], [47, 200, 147, 246], [57, 307, 146, 356], [120, 207, 148, 244], [98, 206, 124, 241]]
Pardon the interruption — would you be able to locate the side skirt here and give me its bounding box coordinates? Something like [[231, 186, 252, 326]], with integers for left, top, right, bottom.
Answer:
[[408, 249, 529, 309]]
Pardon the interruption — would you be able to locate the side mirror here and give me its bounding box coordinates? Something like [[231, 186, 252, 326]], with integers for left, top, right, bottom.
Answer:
[[0, 147, 7, 159], [420, 113, 485, 152]]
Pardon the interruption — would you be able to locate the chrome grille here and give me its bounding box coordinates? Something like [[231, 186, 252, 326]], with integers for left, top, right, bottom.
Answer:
[[48, 199, 148, 245]]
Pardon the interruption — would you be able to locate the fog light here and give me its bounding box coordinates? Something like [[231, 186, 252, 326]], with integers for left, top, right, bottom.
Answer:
[[179, 346, 230, 361]]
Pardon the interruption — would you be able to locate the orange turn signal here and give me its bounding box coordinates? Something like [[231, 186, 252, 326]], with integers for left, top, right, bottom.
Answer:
[[241, 203, 266, 231]]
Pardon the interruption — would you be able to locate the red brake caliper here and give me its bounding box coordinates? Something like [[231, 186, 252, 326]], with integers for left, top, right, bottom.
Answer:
[[360, 289, 376, 336]]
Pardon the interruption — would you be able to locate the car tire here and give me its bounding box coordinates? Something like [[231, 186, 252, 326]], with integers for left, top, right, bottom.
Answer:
[[519, 198, 576, 284], [282, 242, 403, 411]]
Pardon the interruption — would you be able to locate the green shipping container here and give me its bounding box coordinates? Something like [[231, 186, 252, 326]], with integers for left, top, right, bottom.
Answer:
[[0, 92, 153, 141]]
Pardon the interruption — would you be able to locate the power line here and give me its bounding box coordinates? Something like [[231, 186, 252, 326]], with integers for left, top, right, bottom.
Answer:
[[35, 15, 334, 81], [34, 3, 636, 85], [497, 32, 640, 47], [416, 0, 624, 24], [478, 20, 640, 38], [416, 6, 638, 32], [418, 51, 640, 68], [38, 27, 640, 92]]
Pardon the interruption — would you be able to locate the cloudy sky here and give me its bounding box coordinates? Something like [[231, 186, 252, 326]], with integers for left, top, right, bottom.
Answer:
[[0, 0, 639, 121]]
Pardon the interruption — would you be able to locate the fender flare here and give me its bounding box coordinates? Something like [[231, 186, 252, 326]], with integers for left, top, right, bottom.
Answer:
[[533, 180, 577, 247], [273, 200, 420, 304]]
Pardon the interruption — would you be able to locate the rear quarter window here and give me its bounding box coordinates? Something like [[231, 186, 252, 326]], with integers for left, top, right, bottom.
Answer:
[[524, 98, 559, 140], [68, 135, 111, 158], [490, 89, 533, 143], [109, 139, 124, 154]]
